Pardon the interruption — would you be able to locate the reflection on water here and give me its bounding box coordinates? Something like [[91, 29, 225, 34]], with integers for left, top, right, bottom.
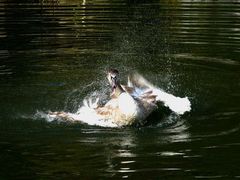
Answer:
[[0, 0, 240, 179], [105, 130, 137, 178]]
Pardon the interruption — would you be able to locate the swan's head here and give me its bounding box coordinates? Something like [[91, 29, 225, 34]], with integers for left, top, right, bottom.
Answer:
[[107, 69, 120, 91]]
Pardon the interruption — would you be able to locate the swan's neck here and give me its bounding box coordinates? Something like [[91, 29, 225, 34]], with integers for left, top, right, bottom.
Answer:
[[111, 84, 125, 98]]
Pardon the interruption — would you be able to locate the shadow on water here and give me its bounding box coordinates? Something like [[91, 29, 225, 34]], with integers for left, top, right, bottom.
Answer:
[[1, 0, 60, 51]]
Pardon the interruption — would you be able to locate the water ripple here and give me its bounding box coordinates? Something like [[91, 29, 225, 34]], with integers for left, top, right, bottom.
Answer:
[[0, 1, 240, 179]]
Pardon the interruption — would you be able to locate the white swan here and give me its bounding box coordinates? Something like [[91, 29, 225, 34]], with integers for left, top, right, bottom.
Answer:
[[49, 69, 191, 127]]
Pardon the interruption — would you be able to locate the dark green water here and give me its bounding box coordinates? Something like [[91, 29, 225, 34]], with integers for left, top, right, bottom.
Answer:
[[0, 0, 240, 179]]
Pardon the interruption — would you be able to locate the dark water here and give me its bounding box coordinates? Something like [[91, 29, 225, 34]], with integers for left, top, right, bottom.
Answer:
[[0, 0, 240, 179]]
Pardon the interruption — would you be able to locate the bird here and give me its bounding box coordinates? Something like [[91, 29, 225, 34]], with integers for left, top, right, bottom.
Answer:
[[49, 69, 191, 127]]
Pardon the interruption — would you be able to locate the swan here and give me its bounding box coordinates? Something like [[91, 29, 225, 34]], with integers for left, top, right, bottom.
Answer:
[[49, 69, 191, 127]]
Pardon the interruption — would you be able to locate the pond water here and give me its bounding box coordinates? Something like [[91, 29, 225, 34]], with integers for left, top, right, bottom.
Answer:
[[0, 0, 240, 179]]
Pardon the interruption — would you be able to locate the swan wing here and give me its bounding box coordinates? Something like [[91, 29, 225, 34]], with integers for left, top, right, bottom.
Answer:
[[127, 72, 191, 114], [48, 98, 119, 127]]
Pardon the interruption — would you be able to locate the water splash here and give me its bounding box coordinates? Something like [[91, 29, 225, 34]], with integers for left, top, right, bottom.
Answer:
[[39, 72, 191, 127]]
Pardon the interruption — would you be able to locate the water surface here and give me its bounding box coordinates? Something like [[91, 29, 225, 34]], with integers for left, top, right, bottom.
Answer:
[[0, 0, 240, 179]]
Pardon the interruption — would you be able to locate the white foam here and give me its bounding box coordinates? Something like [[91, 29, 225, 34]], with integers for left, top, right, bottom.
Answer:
[[34, 110, 56, 122]]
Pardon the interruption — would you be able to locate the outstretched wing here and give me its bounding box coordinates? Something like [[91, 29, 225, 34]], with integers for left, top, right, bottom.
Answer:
[[125, 72, 191, 115], [48, 98, 119, 127]]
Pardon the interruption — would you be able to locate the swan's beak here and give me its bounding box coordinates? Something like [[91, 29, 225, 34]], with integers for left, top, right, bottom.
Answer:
[[107, 69, 120, 92], [111, 76, 117, 91], [107, 72, 116, 90]]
